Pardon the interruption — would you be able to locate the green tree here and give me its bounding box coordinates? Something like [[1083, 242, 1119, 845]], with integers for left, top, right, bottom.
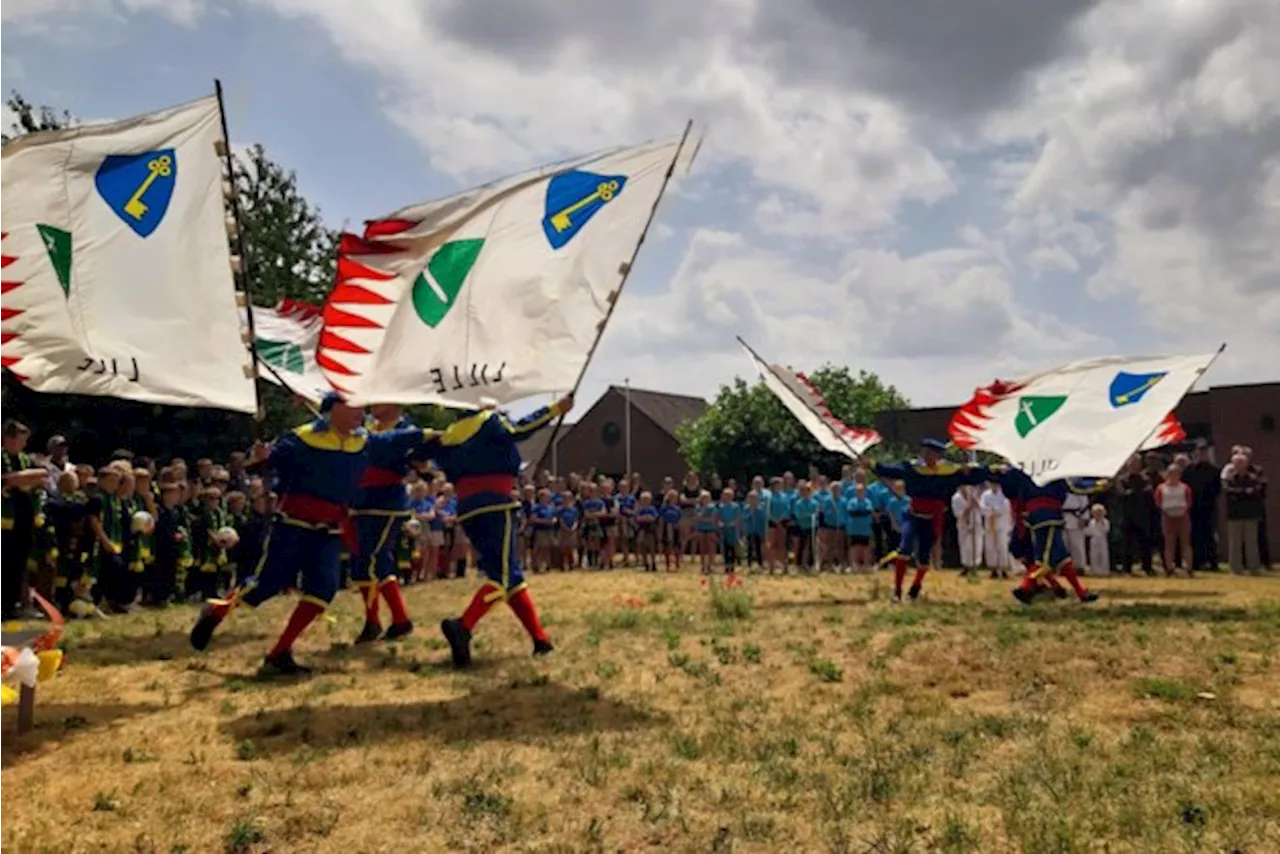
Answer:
[[3, 91, 73, 140], [677, 366, 911, 483]]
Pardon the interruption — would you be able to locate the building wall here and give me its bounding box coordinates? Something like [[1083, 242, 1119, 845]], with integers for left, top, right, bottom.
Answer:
[[550, 390, 695, 488]]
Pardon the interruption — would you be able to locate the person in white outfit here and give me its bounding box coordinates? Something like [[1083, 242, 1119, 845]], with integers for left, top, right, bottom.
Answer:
[[1063, 489, 1091, 573], [1085, 504, 1111, 576], [951, 485, 983, 574], [980, 481, 1012, 577]]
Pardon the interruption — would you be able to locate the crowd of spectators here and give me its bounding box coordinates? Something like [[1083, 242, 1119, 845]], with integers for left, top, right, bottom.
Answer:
[[1, 416, 1271, 622]]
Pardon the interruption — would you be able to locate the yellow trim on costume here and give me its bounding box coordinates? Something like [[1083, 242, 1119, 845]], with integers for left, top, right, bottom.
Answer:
[[503, 403, 560, 435], [911, 461, 964, 475], [500, 508, 514, 591], [505, 580, 529, 600], [456, 501, 520, 525], [480, 579, 506, 604], [360, 516, 397, 610], [293, 423, 368, 453], [278, 514, 343, 533], [349, 509, 413, 518], [378, 576, 399, 588], [299, 593, 330, 609], [441, 411, 495, 447]]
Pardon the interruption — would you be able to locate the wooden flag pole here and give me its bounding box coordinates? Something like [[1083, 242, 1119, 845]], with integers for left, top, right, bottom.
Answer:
[[214, 79, 319, 425], [541, 119, 695, 459]]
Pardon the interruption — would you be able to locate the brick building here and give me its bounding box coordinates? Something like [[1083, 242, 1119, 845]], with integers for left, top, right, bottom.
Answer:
[[874, 382, 1280, 557], [521, 385, 707, 487]]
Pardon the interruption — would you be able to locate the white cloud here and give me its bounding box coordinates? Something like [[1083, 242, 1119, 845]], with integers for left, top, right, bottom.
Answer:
[[6, 0, 1277, 416], [1, 0, 205, 29]]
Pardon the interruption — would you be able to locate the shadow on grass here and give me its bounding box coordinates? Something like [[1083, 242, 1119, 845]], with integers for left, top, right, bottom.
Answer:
[[64, 628, 271, 668], [1096, 588, 1227, 602], [1, 701, 162, 767], [1007, 602, 1256, 624], [220, 681, 666, 754]]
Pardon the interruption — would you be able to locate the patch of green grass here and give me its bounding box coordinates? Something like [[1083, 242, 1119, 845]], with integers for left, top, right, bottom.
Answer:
[[742, 641, 762, 663], [1133, 676, 1208, 702], [225, 816, 265, 853], [809, 658, 843, 683], [709, 586, 754, 621]]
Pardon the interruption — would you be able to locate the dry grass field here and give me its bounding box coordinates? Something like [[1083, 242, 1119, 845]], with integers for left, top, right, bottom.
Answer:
[[4, 568, 1280, 853]]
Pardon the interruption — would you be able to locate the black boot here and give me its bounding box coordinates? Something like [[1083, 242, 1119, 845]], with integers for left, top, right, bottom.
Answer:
[[384, 620, 414, 641], [259, 650, 312, 677], [189, 602, 225, 651], [533, 638, 554, 657], [440, 617, 472, 668], [355, 619, 382, 644]]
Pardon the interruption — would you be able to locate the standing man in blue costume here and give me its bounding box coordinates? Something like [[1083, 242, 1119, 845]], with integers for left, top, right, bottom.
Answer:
[[415, 394, 574, 669], [351, 403, 420, 643], [988, 466, 1103, 605], [863, 438, 988, 601], [189, 393, 433, 676]]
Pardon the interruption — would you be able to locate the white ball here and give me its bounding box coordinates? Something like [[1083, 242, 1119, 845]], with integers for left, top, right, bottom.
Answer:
[[404, 518, 423, 537], [131, 510, 155, 535], [215, 526, 240, 549]]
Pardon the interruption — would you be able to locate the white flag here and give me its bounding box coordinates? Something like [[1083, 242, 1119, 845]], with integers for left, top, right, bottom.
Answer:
[[738, 338, 881, 459], [244, 299, 333, 404], [948, 352, 1221, 484], [1, 96, 254, 413], [1139, 411, 1187, 452], [318, 135, 688, 406]]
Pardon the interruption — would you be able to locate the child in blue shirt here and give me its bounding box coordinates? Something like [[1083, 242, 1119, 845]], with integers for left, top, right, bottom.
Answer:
[[792, 482, 820, 571], [815, 476, 839, 571], [531, 489, 558, 573], [659, 490, 683, 572], [557, 491, 579, 571], [885, 482, 910, 541], [694, 491, 719, 574], [844, 484, 876, 573], [633, 491, 660, 572], [744, 490, 766, 569], [580, 482, 606, 570], [766, 475, 793, 573], [716, 488, 742, 574]]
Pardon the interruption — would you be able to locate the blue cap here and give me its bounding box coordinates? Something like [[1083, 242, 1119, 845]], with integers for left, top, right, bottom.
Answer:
[[921, 438, 948, 453], [319, 391, 344, 415]]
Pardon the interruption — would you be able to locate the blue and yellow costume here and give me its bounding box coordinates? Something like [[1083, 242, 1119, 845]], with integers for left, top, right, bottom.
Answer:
[[414, 401, 567, 668], [990, 467, 1103, 603], [190, 395, 430, 673], [350, 412, 419, 641], [873, 439, 988, 599]]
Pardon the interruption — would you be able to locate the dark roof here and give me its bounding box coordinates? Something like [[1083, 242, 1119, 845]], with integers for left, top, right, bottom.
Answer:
[[616, 386, 708, 437]]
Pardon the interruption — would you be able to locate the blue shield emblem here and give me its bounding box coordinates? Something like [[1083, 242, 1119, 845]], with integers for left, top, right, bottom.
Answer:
[[94, 149, 177, 238], [1108, 371, 1167, 408], [541, 169, 628, 250]]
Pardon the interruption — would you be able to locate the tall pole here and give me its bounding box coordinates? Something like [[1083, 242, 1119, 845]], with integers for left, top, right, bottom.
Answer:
[[214, 79, 263, 435], [541, 120, 695, 461], [214, 79, 318, 422], [550, 391, 559, 477], [624, 377, 632, 477]]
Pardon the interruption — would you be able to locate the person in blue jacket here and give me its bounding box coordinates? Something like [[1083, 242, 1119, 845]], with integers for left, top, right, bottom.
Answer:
[[866, 438, 988, 601], [416, 394, 574, 668], [190, 393, 431, 675], [350, 403, 420, 643]]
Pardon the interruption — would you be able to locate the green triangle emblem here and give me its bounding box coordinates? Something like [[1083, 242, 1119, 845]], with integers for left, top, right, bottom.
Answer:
[[37, 224, 72, 297], [1015, 395, 1067, 438], [256, 339, 305, 374], [412, 239, 485, 328]]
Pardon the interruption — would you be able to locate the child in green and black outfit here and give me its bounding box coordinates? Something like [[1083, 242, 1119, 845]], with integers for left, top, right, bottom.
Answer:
[[193, 486, 231, 599], [87, 467, 128, 611], [154, 482, 193, 604]]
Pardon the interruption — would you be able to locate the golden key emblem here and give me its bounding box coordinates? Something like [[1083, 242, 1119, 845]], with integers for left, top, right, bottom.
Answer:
[[123, 155, 173, 220], [550, 180, 620, 233]]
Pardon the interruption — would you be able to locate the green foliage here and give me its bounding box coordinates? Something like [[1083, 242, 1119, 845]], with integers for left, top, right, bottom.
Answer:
[[677, 365, 910, 481], [232, 143, 338, 306], [3, 90, 73, 139]]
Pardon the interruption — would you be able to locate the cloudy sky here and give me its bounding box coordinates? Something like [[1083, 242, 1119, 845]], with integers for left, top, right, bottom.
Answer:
[[4, 0, 1278, 416]]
